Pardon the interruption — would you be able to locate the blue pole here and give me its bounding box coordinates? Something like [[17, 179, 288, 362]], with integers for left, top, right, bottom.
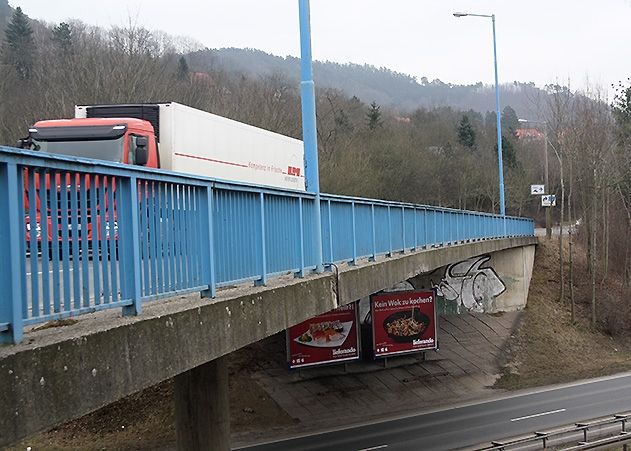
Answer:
[[492, 14, 506, 217], [298, 0, 324, 272]]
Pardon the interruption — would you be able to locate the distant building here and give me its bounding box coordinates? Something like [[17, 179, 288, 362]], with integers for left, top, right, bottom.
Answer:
[[394, 116, 411, 124], [515, 128, 544, 141]]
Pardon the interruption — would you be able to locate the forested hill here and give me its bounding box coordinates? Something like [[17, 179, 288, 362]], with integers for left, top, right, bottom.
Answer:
[[188, 47, 546, 117], [0, 0, 11, 32]]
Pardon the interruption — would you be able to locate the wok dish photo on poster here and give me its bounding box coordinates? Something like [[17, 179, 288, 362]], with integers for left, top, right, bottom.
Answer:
[[295, 320, 354, 348], [371, 290, 438, 358], [383, 309, 430, 343]]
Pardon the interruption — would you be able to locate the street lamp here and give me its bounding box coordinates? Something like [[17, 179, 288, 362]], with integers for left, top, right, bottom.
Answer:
[[453, 12, 505, 217], [298, 0, 324, 273], [518, 118, 551, 238]]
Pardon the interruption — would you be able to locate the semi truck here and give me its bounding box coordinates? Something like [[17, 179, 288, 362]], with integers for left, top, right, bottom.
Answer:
[[19, 102, 306, 254], [22, 101, 305, 190]]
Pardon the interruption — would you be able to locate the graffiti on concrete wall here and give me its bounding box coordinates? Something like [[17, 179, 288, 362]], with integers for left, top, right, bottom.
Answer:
[[433, 255, 505, 313]]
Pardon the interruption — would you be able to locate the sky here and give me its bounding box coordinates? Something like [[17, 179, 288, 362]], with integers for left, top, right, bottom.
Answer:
[[11, 1, 631, 95]]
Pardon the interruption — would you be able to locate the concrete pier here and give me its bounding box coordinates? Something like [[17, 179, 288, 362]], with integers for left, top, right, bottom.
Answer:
[[175, 356, 230, 451]]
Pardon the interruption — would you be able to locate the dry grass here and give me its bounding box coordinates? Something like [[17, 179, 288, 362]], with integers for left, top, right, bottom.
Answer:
[[496, 237, 631, 389]]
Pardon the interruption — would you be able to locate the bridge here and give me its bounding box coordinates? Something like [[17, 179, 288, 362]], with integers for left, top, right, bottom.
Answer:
[[0, 145, 536, 449]]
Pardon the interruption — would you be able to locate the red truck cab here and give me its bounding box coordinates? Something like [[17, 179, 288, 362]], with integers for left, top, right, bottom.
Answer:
[[20, 117, 159, 255], [22, 117, 159, 168]]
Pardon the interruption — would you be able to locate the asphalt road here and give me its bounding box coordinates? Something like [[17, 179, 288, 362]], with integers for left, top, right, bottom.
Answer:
[[237, 373, 631, 451], [25, 256, 120, 313]]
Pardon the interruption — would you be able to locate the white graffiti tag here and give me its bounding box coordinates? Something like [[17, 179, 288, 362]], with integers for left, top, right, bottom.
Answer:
[[435, 255, 505, 312]]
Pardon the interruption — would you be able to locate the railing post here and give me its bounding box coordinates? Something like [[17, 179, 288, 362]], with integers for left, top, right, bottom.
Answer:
[[387, 206, 392, 257], [119, 176, 142, 316], [255, 192, 267, 286], [350, 201, 357, 265], [0, 162, 26, 344], [401, 206, 406, 253], [369, 204, 376, 262], [328, 199, 334, 265], [413, 207, 417, 251], [433, 209, 437, 247], [295, 197, 305, 277], [200, 185, 217, 297], [423, 208, 428, 249], [441, 210, 446, 246]]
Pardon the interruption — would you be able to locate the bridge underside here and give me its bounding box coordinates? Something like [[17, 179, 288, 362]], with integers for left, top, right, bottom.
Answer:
[[0, 236, 536, 447]]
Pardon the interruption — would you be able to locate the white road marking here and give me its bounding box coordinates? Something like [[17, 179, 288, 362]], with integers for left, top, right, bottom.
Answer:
[[358, 446, 388, 451], [27, 268, 75, 276], [510, 408, 566, 422]]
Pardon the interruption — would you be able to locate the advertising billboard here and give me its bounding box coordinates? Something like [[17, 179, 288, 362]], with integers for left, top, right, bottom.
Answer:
[[371, 290, 437, 358], [287, 303, 360, 369]]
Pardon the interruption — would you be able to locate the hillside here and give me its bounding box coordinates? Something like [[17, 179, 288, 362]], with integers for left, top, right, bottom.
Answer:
[[0, 0, 10, 32], [188, 47, 547, 117]]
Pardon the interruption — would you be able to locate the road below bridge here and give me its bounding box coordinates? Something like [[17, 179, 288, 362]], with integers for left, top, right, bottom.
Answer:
[[238, 373, 631, 451]]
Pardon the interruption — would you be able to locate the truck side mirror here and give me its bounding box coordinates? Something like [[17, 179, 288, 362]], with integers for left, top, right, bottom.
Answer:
[[16, 138, 31, 149], [135, 136, 149, 165]]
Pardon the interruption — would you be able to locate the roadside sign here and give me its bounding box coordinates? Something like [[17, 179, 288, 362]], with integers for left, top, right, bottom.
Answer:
[[530, 184, 545, 195], [371, 290, 437, 358], [541, 194, 557, 207], [287, 303, 360, 369]]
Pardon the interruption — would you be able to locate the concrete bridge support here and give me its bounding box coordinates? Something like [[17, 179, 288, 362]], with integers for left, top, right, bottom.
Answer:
[[175, 356, 230, 451], [174, 356, 230, 451]]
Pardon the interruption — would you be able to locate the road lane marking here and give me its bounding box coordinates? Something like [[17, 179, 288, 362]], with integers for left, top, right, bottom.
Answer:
[[27, 268, 75, 276], [510, 408, 566, 422], [358, 446, 388, 451]]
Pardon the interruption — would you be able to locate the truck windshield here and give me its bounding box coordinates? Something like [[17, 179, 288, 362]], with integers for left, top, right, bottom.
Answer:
[[32, 136, 124, 163]]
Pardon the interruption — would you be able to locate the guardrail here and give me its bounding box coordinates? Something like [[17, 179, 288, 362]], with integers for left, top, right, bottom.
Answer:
[[0, 146, 534, 344], [472, 412, 631, 451]]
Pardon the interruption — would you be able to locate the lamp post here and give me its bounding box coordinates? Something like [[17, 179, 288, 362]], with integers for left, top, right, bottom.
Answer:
[[453, 12, 505, 218], [518, 118, 551, 238], [298, 0, 324, 273]]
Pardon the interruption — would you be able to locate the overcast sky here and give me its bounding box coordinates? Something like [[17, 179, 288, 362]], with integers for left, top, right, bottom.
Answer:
[[12, 1, 631, 96]]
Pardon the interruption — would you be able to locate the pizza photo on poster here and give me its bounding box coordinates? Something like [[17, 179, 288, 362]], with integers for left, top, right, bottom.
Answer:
[[371, 290, 437, 358], [287, 302, 360, 369]]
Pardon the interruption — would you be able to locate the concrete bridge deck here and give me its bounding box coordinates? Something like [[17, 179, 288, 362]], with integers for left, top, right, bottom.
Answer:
[[0, 235, 536, 447]]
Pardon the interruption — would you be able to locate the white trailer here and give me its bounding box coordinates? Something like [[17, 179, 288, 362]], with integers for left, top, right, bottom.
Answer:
[[75, 102, 305, 191]]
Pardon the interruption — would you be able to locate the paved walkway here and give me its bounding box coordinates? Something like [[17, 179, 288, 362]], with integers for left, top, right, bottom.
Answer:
[[241, 312, 521, 443]]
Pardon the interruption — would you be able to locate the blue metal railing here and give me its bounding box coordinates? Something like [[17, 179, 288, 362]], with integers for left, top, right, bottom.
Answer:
[[0, 147, 534, 343]]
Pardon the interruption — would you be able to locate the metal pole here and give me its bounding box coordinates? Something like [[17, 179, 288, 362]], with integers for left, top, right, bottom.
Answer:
[[544, 123, 551, 238], [298, 0, 324, 272], [491, 14, 505, 217]]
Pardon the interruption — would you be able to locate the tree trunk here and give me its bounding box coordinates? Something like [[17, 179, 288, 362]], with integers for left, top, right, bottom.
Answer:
[[591, 169, 597, 327], [558, 159, 565, 302], [568, 159, 575, 322]]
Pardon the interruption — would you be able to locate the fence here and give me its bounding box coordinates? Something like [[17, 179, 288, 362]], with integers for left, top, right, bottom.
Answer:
[[0, 146, 534, 344], [474, 412, 631, 450]]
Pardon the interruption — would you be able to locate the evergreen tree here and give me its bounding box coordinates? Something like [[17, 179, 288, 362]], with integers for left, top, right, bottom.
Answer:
[[612, 78, 631, 145], [457, 114, 476, 149], [2, 7, 35, 79], [366, 101, 382, 130], [496, 135, 518, 169], [177, 55, 189, 81], [501, 105, 519, 137], [52, 22, 72, 54]]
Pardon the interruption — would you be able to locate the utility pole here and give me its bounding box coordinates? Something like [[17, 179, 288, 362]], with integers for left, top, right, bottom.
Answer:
[[544, 123, 551, 238]]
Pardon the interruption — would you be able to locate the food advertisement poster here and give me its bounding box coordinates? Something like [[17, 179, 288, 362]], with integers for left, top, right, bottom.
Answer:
[[371, 290, 437, 358], [287, 303, 360, 369]]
